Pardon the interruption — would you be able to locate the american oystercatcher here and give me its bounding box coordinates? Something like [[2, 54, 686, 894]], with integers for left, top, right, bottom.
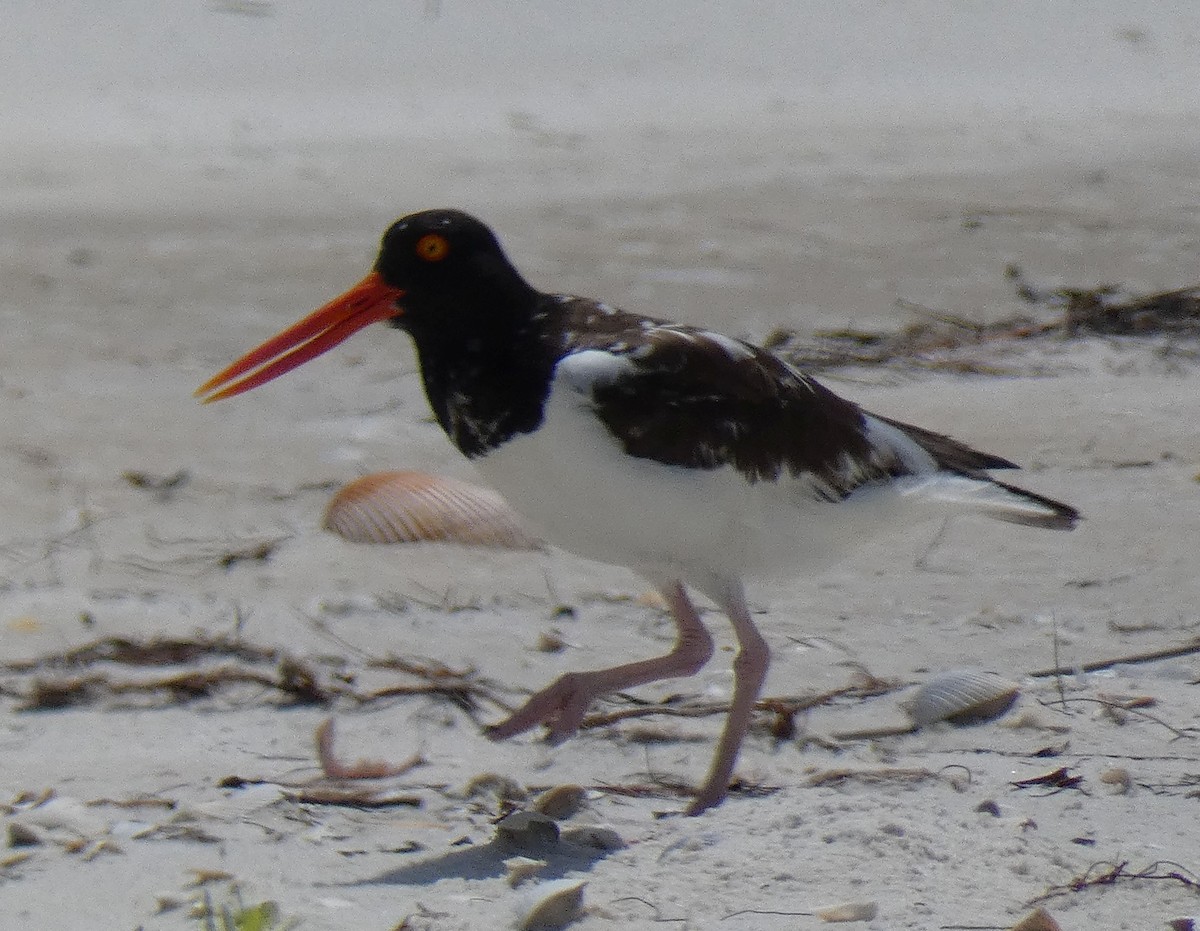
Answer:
[[198, 209, 1078, 815]]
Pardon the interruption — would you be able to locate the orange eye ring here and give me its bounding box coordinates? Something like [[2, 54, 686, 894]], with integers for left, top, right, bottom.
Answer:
[[415, 233, 450, 262]]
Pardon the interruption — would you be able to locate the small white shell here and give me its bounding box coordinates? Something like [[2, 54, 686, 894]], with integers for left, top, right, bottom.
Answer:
[[516, 879, 587, 931], [903, 669, 1020, 728], [323, 471, 541, 549]]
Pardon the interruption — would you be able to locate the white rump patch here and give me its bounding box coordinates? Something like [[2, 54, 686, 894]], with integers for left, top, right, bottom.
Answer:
[[556, 349, 636, 395]]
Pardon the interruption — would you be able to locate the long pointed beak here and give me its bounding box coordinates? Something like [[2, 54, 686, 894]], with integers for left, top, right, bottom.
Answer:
[[196, 272, 405, 403]]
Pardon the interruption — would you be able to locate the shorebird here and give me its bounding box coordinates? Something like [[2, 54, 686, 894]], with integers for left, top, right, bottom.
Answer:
[[198, 208, 1078, 815]]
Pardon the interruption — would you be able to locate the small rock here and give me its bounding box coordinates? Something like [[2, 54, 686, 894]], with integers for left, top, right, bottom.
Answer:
[[1099, 766, 1132, 794], [536, 630, 566, 653], [816, 901, 877, 922], [495, 811, 559, 851], [7, 823, 42, 847]]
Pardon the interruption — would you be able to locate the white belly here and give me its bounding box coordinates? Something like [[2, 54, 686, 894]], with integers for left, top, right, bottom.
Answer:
[[472, 382, 926, 587]]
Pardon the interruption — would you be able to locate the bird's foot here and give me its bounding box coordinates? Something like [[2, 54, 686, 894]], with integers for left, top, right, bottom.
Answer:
[[485, 672, 594, 745], [683, 785, 727, 817]]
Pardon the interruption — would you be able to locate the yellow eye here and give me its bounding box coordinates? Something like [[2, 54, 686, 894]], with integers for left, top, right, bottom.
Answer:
[[415, 233, 450, 262]]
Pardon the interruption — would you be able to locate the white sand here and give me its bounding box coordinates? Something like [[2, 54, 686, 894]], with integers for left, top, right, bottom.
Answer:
[[3, 4, 1200, 929]]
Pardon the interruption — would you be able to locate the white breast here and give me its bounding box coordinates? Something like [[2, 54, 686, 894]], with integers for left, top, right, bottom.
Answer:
[[471, 352, 940, 587]]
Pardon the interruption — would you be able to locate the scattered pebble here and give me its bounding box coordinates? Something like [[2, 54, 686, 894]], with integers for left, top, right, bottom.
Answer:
[[816, 901, 877, 922], [495, 811, 560, 851], [1099, 766, 1133, 794], [7, 823, 42, 847], [536, 629, 567, 653]]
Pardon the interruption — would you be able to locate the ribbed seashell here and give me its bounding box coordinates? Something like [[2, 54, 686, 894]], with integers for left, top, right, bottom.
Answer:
[[903, 668, 1020, 728], [323, 471, 541, 549], [515, 879, 587, 931]]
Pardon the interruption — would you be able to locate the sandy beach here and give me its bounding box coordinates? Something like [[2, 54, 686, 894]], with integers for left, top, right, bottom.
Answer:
[[3, 4, 1200, 929]]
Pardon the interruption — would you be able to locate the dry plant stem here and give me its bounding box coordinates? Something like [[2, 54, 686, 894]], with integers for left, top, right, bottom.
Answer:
[[1028, 637, 1200, 678], [1037, 697, 1194, 740], [578, 681, 899, 731], [281, 787, 422, 808], [314, 718, 423, 779], [807, 767, 939, 788]]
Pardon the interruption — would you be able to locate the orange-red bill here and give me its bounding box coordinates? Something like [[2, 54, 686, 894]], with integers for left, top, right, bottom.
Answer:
[[196, 272, 404, 403]]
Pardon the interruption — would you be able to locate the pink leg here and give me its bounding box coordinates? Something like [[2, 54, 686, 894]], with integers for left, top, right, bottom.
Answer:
[[485, 582, 714, 745], [685, 578, 769, 816]]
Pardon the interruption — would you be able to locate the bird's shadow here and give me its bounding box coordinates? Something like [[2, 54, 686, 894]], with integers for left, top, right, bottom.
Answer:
[[345, 834, 614, 887]]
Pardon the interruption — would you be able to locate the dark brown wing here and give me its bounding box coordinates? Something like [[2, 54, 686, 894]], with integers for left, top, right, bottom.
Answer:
[[548, 297, 1077, 525], [554, 306, 903, 495]]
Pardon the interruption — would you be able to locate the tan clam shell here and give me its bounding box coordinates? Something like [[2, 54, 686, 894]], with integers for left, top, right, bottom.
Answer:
[[323, 471, 541, 549], [1010, 908, 1063, 931], [531, 784, 587, 821], [516, 879, 587, 931], [903, 668, 1020, 728]]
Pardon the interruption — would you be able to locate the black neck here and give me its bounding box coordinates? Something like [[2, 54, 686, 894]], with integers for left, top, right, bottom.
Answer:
[[398, 289, 562, 458]]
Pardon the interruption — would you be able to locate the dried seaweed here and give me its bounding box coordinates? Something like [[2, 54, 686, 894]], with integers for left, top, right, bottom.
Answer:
[[0, 634, 280, 673], [578, 680, 901, 732], [767, 271, 1200, 373], [314, 717, 424, 779], [1, 635, 511, 716], [1030, 860, 1200, 906], [1010, 766, 1085, 794]]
